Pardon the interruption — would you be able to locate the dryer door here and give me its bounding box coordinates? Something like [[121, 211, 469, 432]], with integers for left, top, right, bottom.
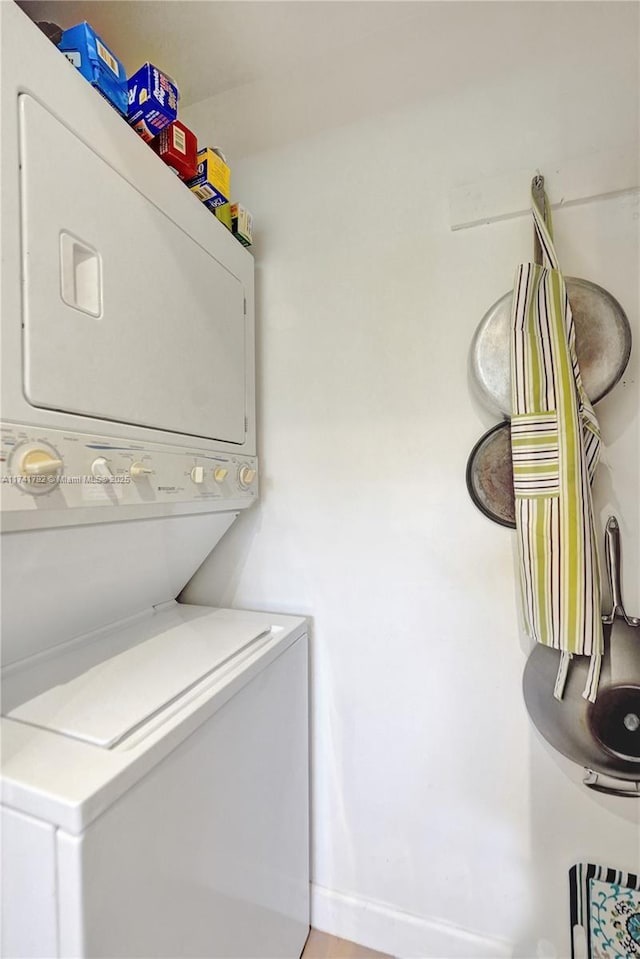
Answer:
[[19, 95, 247, 444]]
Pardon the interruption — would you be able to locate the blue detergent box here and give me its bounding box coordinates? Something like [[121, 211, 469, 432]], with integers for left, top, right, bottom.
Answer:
[[127, 64, 179, 142], [58, 22, 128, 115]]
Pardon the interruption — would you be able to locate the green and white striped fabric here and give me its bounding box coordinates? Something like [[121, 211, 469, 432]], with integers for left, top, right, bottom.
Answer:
[[510, 189, 603, 702]]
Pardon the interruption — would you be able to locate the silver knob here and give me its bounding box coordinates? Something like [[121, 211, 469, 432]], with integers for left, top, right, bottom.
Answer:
[[130, 462, 152, 479], [91, 457, 113, 479]]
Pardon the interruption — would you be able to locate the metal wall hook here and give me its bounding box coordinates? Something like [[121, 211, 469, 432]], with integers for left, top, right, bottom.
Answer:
[[531, 174, 546, 264], [531, 173, 545, 196]]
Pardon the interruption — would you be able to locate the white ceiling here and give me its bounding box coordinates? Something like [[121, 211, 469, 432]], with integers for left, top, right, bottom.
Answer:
[[17, 0, 425, 107], [16, 1, 637, 160]]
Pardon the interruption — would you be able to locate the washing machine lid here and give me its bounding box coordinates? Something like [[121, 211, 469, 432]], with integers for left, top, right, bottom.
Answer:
[[7, 615, 271, 748]]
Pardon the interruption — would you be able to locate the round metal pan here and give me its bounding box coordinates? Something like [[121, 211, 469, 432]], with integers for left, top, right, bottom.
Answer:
[[466, 422, 515, 528], [523, 518, 640, 790], [523, 639, 640, 782], [471, 277, 632, 416]]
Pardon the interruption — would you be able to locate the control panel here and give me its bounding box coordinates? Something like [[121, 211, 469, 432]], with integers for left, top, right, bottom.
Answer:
[[0, 423, 258, 529]]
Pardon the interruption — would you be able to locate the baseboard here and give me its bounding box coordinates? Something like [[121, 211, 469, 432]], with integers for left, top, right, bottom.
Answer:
[[310, 883, 512, 958]]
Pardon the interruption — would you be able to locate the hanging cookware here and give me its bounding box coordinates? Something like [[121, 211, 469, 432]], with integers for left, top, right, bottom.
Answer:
[[466, 176, 632, 529], [471, 278, 632, 417], [465, 422, 515, 528], [470, 179, 632, 417], [523, 517, 640, 796]]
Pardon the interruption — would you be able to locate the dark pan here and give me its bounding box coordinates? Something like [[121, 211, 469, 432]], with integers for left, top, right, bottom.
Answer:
[[466, 422, 515, 528]]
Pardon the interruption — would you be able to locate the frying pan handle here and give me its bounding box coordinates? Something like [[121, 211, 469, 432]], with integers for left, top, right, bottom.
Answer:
[[584, 769, 640, 798], [531, 175, 545, 265], [603, 516, 640, 627]]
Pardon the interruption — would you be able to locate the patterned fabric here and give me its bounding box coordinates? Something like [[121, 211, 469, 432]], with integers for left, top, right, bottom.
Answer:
[[570, 864, 640, 959], [510, 189, 603, 701]]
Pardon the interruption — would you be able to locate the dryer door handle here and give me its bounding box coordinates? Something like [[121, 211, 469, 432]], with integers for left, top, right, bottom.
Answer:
[[60, 232, 102, 318]]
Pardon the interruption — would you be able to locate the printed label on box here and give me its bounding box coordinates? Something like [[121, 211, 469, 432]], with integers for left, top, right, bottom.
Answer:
[[96, 39, 119, 76], [173, 125, 186, 154], [194, 185, 215, 202]]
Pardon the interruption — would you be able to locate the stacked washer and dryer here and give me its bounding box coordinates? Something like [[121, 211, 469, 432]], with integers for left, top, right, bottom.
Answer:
[[0, 5, 309, 958]]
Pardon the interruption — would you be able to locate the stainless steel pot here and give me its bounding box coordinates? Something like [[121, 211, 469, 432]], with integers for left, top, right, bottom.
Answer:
[[523, 517, 640, 795], [470, 277, 632, 417]]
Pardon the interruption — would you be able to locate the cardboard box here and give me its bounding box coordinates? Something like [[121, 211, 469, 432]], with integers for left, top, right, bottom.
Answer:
[[231, 203, 253, 247], [187, 148, 231, 209], [151, 121, 198, 180], [213, 203, 232, 230], [127, 63, 178, 142], [58, 22, 128, 115]]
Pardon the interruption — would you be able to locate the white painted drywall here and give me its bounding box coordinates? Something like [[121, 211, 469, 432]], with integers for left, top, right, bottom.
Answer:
[[182, 3, 640, 955]]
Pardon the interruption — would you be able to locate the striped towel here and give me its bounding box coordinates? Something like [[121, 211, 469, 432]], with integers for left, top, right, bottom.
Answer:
[[510, 187, 603, 701]]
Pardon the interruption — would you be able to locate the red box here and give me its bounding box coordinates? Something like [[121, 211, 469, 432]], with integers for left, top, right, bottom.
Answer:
[[151, 121, 198, 180]]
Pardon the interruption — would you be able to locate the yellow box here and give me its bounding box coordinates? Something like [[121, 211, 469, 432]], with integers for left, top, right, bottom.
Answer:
[[187, 148, 231, 209], [213, 203, 232, 231]]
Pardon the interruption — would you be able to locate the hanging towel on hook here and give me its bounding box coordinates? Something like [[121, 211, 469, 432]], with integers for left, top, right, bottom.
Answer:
[[510, 185, 603, 702]]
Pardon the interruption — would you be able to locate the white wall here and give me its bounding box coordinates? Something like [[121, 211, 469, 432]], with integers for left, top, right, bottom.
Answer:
[[182, 4, 640, 956]]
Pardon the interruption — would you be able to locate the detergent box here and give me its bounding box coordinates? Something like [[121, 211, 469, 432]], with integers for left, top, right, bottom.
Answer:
[[58, 22, 128, 115], [231, 203, 253, 247], [187, 149, 231, 210], [127, 63, 178, 142], [151, 121, 198, 180]]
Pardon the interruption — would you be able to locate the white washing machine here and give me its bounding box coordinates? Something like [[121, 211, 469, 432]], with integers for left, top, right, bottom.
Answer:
[[1, 603, 309, 959], [0, 6, 309, 957]]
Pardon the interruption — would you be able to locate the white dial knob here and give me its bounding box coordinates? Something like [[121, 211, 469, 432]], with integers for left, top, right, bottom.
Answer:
[[19, 448, 63, 476], [12, 442, 64, 495], [238, 466, 256, 488], [91, 457, 113, 479], [213, 467, 229, 483], [130, 462, 152, 479], [190, 466, 205, 484]]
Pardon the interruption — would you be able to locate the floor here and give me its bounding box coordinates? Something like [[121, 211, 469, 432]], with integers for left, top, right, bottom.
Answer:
[[301, 928, 393, 958]]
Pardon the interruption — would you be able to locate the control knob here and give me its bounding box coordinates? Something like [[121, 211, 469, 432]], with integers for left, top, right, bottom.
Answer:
[[238, 466, 256, 489], [19, 448, 63, 476], [13, 442, 63, 495], [130, 462, 153, 479], [91, 457, 114, 479]]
